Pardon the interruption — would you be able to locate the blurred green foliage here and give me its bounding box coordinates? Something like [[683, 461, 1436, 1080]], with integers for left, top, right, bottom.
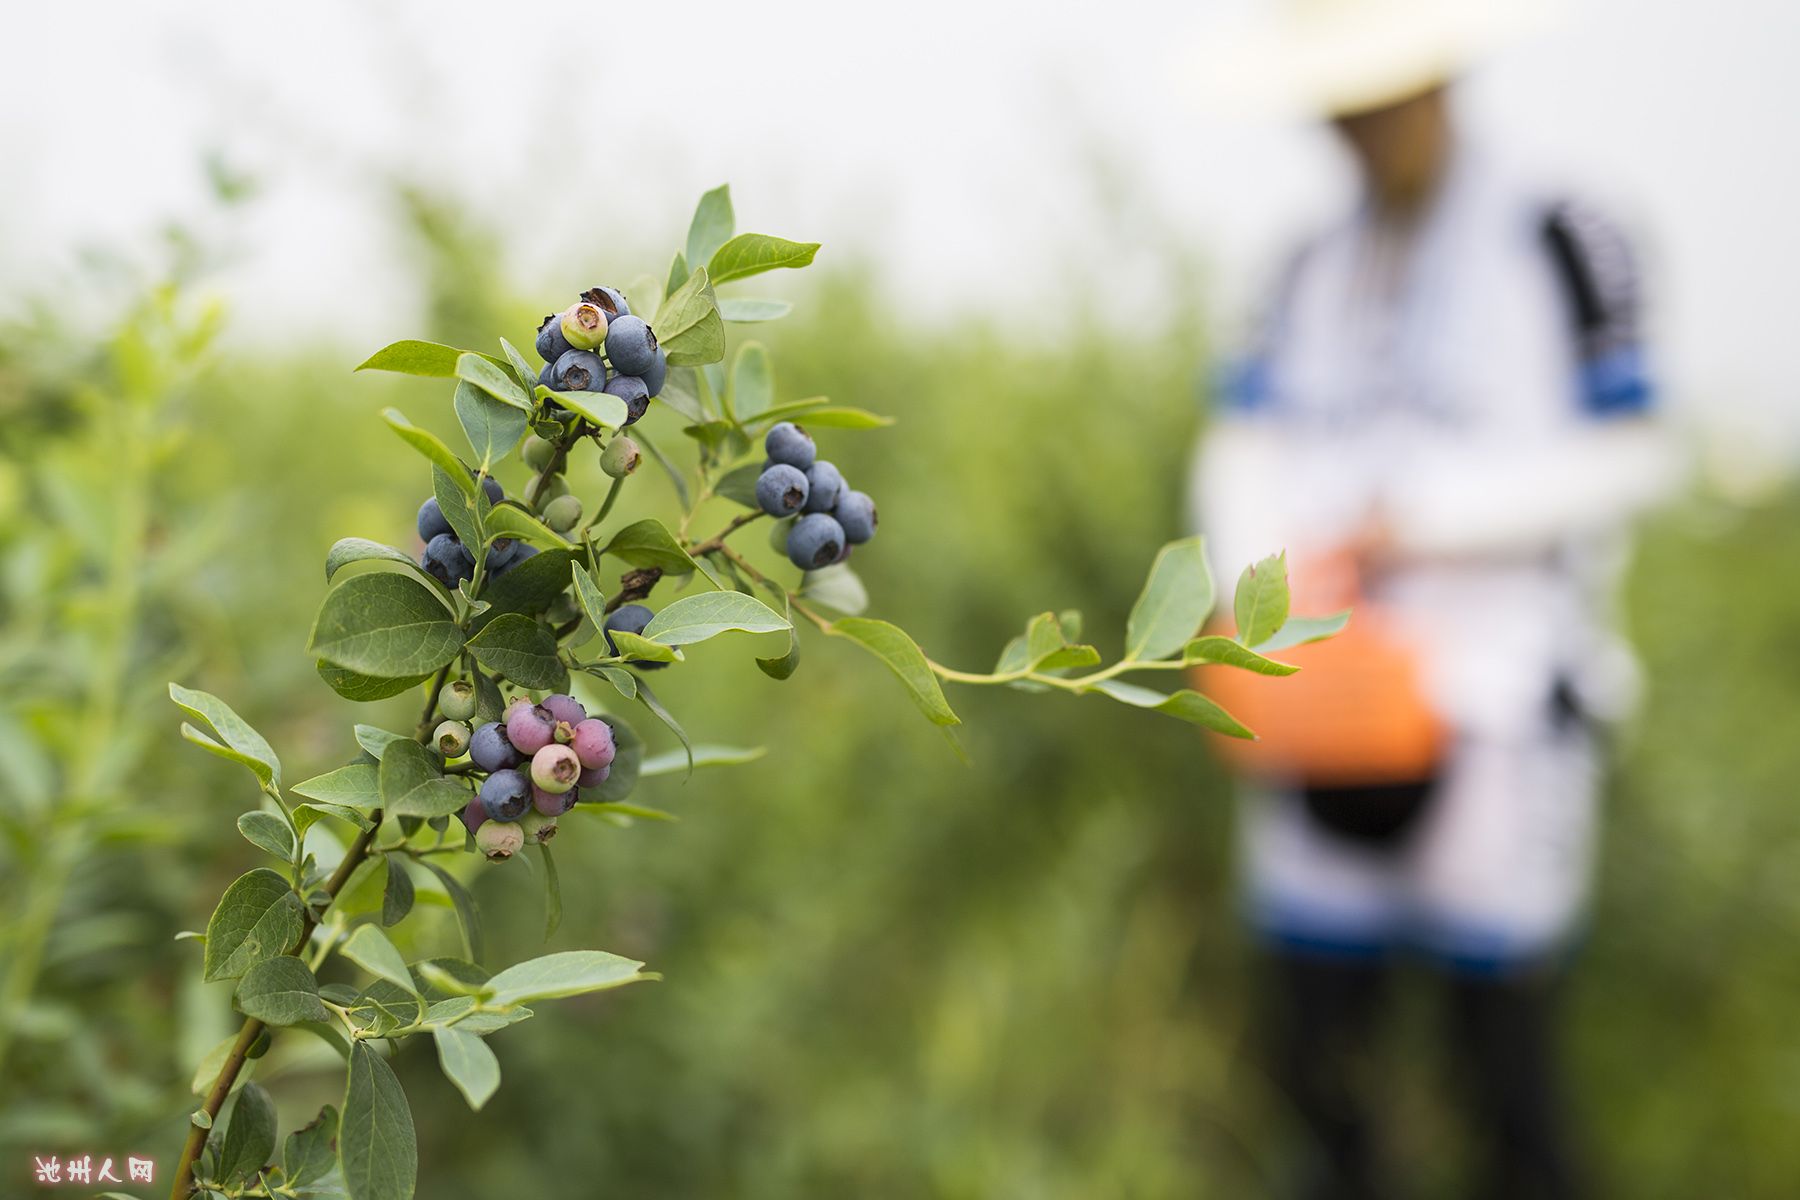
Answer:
[[3, 190, 1797, 1199]]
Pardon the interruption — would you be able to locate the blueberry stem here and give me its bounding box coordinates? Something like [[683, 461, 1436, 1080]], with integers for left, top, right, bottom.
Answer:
[[414, 663, 453, 740], [169, 811, 385, 1200], [685, 509, 766, 557], [582, 474, 625, 535]]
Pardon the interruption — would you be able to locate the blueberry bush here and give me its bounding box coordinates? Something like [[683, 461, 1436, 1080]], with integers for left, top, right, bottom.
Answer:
[[161, 187, 1341, 1200]]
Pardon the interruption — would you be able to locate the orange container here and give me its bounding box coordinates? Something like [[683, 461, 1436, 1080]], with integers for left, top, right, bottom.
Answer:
[[1196, 606, 1448, 787]]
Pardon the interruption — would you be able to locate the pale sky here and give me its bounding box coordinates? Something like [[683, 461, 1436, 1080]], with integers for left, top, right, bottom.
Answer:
[[4, 0, 1796, 456]]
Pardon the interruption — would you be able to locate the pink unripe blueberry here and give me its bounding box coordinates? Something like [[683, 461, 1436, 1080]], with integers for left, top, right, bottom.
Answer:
[[541, 693, 586, 727], [577, 763, 610, 788], [532, 781, 577, 816], [531, 743, 581, 793], [571, 719, 616, 770], [475, 821, 523, 861], [506, 702, 556, 754], [461, 796, 488, 834]]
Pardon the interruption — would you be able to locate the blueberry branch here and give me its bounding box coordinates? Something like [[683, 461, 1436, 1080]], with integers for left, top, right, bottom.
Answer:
[[684, 509, 765, 557], [414, 664, 453, 740], [169, 811, 386, 1200]]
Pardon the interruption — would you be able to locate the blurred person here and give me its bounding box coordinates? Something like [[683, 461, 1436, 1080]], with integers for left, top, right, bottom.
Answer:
[[1188, 1, 1671, 1196]]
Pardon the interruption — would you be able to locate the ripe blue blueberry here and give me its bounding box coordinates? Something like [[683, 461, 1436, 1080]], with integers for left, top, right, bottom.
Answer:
[[765, 422, 816, 470], [583, 285, 630, 321], [836, 491, 878, 543], [418, 497, 451, 542], [604, 315, 658, 376], [603, 603, 669, 670], [478, 768, 532, 822], [552, 348, 605, 393], [469, 721, 519, 772], [424, 533, 475, 585], [786, 512, 846, 570], [640, 348, 667, 398], [756, 463, 810, 516], [477, 472, 504, 505], [538, 362, 556, 390], [536, 315, 572, 365], [803, 460, 843, 514], [486, 537, 523, 574], [604, 373, 651, 426]]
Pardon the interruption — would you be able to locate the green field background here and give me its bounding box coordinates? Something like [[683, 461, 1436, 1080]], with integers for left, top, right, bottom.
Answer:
[[3, 192, 1796, 1199]]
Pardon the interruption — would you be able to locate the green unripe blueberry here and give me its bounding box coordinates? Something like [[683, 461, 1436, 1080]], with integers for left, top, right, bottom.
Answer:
[[475, 820, 524, 861], [601, 435, 641, 479], [440, 679, 477, 722], [522, 434, 558, 472], [524, 472, 569, 510], [560, 301, 608, 351], [768, 515, 795, 554], [520, 810, 559, 844], [543, 493, 582, 532], [433, 720, 471, 758]]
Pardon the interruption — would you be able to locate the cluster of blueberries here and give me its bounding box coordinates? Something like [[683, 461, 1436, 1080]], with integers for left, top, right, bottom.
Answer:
[[415, 475, 538, 590], [435, 683, 617, 860], [536, 286, 667, 427], [755, 422, 878, 570]]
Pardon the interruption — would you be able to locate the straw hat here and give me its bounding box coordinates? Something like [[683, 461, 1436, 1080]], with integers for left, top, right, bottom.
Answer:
[[1191, 0, 1559, 117]]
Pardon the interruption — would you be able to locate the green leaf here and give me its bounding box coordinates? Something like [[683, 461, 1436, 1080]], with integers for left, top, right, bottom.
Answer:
[[800, 563, 868, 615], [383, 408, 476, 494], [685, 183, 735, 273], [293, 762, 381, 811], [639, 744, 767, 777], [571, 562, 608, 632], [536, 841, 562, 939], [379, 739, 471, 819], [580, 802, 677, 823], [1233, 552, 1290, 648], [318, 661, 436, 703], [340, 1042, 417, 1200], [473, 547, 583, 629], [602, 518, 700, 575], [713, 461, 763, 509], [310, 573, 465, 679], [727, 341, 774, 422], [482, 949, 648, 1005], [707, 232, 820, 284], [1183, 634, 1299, 675], [454, 380, 527, 472], [484, 501, 573, 550], [432, 1026, 501, 1111], [217, 1081, 278, 1186], [355, 340, 465, 377], [1124, 536, 1215, 662], [237, 810, 295, 860], [190, 1033, 236, 1094], [632, 678, 694, 774], [433, 465, 486, 551], [582, 663, 639, 701], [419, 861, 484, 964], [609, 628, 682, 664], [455, 352, 531, 411], [296, 801, 375, 834], [664, 251, 689, 299], [654, 267, 725, 367], [382, 858, 415, 927], [754, 583, 800, 680], [341, 925, 420, 1002], [538, 384, 629, 430], [355, 725, 409, 759], [828, 618, 960, 726], [203, 868, 305, 982], [282, 1104, 340, 1188], [767, 405, 893, 429], [642, 590, 789, 646], [235, 955, 330, 1026], [169, 683, 282, 791], [467, 614, 568, 691], [331, 857, 392, 922], [718, 297, 793, 323], [1085, 679, 1256, 739], [1253, 609, 1352, 653], [498, 336, 537, 393], [325, 537, 450, 597]]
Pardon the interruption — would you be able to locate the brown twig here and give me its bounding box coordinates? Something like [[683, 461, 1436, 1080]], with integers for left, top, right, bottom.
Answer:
[[684, 510, 766, 558]]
